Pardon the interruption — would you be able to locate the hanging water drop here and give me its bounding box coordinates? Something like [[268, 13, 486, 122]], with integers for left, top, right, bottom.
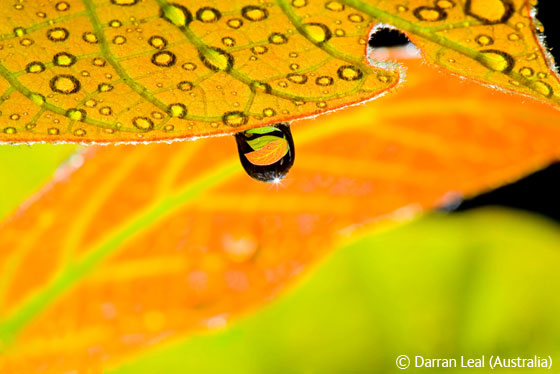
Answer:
[[234, 123, 295, 183]]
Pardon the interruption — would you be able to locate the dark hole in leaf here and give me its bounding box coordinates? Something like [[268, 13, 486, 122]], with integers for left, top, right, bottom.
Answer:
[[368, 28, 410, 48]]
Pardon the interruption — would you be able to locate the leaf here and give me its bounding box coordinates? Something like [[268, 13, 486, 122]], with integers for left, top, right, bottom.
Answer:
[[0, 0, 400, 143], [110, 208, 560, 373], [1, 59, 560, 373], [0, 0, 558, 143], [245, 137, 288, 165]]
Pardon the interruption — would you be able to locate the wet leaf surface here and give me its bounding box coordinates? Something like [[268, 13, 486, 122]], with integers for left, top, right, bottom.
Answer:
[[0, 0, 558, 142]]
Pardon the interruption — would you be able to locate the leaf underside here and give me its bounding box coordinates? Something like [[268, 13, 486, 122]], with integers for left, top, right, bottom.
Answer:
[[0, 0, 558, 143]]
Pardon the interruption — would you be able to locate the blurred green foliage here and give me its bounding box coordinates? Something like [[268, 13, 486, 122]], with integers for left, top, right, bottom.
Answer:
[[111, 209, 560, 374], [0, 144, 76, 219]]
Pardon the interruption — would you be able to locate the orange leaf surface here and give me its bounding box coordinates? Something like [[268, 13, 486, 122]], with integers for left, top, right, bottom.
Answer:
[[245, 138, 288, 166], [1, 59, 560, 373], [0, 0, 558, 143]]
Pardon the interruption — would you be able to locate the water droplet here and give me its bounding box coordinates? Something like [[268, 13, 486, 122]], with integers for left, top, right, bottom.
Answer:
[[55, 1, 71, 11], [263, 108, 276, 117], [50, 75, 81, 94], [474, 34, 493, 46], [109, 19, 122, 28], [316, 76, 334, 86], [53, 52, 77, 67], [92, 57, 106, 67], [519, 66, 534, 77], [30, 93, 45, 105], [133, 117, 154, 131], [98, 82, 114, 92], [161, 3, 193, 27], [25, 61, 45, 74], [533, 80, 553, 97], [269, 33, 288, 44], [223, 111, 248, 127], [241, 6, 269, 21], [348, 13, 364, 23], [435, 0, 455, 9], [235, 123, 295, 183], [287, 73, 308, 84], [526, 53, 538, 61], [199, 47, 233, 71], [196, 7, 221, 23], [303, 23, 332, 44], [99, 106, 113, 115], [66, 108, 86, 121], [177, 81, 194, 91], [465, 0, 513, 24], [112, 35, 127, 45], [82, 31, 98, 43], [337, 65, 363, 81], [478, 50, 514, 73], [227, 18, 243, 29], [19, 38, 34, 47], [13, 27, 25, 37], [222, 37, 235, 47], [169, 103, 187, 118], [292, 0, 307, 8], [148, 35, 167, 49], [325, 1, 344, 11], [152, 50, 176, 67], [251, 45, 268, 55], [413, 6, 446, 21], [182, 62, 197, 71]]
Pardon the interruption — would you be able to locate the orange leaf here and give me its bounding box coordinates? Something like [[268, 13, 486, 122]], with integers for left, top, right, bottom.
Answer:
[[0, 1, 558, 143], [0, 0, 400, 142], [1, 60, 560, 373], [244, 138, 288, 166]]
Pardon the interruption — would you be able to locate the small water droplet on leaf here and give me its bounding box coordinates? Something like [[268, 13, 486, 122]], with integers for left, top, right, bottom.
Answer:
[[235, 123, 295, 183]]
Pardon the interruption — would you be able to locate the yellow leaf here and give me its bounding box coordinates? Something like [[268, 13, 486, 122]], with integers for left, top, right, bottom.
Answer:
[[0, 0, 557, 143]]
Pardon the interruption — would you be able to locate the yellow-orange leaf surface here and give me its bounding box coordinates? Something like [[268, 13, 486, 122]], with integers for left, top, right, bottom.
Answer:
[[245, 138, 288, 165], [1, 60, 560, 373], [0, 0, 558, 143]]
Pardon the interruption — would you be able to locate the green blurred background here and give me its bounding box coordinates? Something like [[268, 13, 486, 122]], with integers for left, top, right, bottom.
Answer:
[[1, 145, 559, 373]]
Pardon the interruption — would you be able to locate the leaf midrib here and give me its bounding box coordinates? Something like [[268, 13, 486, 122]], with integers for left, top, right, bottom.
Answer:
[[0, 99, 384, 349], [341, 0, 560, 106]]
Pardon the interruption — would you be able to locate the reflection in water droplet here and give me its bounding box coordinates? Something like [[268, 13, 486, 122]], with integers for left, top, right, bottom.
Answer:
[[235, 123, 295, 183]]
